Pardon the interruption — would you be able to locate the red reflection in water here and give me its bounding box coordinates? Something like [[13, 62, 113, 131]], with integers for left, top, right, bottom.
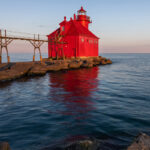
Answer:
[[48, 67, 99, 121]]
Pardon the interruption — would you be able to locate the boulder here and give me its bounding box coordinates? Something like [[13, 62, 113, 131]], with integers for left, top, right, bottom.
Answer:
[[100, 60, 107, 65], [0, 142, 11, 150], [46, 64, 62, 72], [127, 133, 150, 150], [81, 63, 93, 68], [64, 139, 100, 150], [69, 61, 82, 69], [27, 62, 47, 76], [0, 62, 32, 81], [92, 57, 101, 66], [106, 59, 112, 64], [59, 62, 69, 70], [44, 60, 68, 71], [0, 63, 15, 71], [81, 60, 93, 68]]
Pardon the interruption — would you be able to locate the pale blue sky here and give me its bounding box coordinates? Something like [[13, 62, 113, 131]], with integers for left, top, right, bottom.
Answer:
[[0, 0, 150, 53]]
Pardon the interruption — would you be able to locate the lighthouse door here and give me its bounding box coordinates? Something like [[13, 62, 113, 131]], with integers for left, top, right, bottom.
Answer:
[[73, 48, 76, 58]]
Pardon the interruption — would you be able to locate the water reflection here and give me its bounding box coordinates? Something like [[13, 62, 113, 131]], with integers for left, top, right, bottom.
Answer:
[[48, 67, 99, 123]]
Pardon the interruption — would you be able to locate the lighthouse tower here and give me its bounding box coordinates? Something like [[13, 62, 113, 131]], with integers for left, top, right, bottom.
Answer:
[[77, 6, 92, 29]]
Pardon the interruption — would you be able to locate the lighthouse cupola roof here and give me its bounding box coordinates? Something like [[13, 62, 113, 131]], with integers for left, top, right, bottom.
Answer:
[[78, 6, 87, 15]]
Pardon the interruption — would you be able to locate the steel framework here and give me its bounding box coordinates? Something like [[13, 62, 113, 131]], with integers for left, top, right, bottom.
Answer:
[[0, 29, 48, 63]]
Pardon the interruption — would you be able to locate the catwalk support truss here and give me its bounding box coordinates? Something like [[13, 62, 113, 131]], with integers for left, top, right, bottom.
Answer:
[[0, 30, 47, 63]]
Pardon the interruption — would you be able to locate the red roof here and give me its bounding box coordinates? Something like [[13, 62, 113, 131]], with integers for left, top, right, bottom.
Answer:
[[48, 19, 99, 39], [47, 28, 60, 38], [66, 21, 99, 39]]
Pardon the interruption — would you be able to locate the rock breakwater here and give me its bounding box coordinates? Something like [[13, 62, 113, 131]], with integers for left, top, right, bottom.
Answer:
[[0, 56, 112, 82]]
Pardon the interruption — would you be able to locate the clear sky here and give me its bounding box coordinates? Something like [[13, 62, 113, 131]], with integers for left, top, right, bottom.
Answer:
[[0, 0, 150, 53]]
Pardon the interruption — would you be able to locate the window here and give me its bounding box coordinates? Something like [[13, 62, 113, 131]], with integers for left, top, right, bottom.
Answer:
[[79, 12, 86, 16], [62, 26, 65, 31], [89, 40, 93, 44]]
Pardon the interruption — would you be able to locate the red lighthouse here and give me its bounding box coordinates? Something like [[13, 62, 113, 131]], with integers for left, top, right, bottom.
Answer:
[[48, 7, 99, 59]]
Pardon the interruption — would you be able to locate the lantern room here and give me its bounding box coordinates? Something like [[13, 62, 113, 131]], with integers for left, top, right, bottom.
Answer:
[[77, 6, 92, 29]]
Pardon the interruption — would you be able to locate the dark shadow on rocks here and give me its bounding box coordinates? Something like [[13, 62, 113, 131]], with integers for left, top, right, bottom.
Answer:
[[0, 63, 15, 71]]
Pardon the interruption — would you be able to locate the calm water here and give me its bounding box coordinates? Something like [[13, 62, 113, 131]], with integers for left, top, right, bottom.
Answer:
[[0, 53, 150, 150], [1, 53, 48, 63]]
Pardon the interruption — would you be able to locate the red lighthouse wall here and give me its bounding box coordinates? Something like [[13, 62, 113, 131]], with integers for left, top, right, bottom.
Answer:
[[78, 36, 98, 57]]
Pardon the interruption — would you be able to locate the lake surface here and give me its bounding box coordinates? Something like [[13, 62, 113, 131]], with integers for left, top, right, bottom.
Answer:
[[0, 53, 150, 150]]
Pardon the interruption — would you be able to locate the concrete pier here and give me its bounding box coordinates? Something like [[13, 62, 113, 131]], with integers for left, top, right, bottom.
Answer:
[[0, 56, 112, 82]]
